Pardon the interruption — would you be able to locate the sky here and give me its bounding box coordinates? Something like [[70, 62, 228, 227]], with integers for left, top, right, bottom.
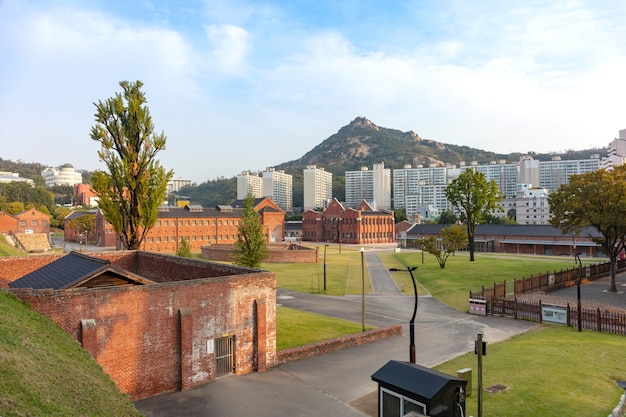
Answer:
[[2, 0, 626, 183]]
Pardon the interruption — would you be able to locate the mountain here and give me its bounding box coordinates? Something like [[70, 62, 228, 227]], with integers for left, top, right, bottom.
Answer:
[[276, 117, 511, 176], [181, 117, 605, 208]]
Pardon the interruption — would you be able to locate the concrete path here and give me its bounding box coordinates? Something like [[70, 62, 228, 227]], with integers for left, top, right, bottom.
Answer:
[[365, 251, 402, 295]]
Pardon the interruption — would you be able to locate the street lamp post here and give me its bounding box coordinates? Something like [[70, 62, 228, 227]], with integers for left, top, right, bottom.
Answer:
[[360, 247, 365, 331], [323, 244, 328, 292], [389, 266, 419, 363]]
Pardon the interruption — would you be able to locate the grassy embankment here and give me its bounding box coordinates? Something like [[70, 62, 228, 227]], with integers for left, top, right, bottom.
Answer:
[[0, 290, 141, 417]]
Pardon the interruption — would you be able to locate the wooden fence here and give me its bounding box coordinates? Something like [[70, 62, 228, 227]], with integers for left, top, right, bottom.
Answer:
[[487, 297, 626, 336], [469, 258, 626, 300]]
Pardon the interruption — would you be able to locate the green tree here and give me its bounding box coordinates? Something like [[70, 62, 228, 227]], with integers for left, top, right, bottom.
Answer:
[[393, 209, 408, 222], [445, 169, 501, 261], [439, 223, 468, 256], [90, 81, 173, 250], [232, 195, 268, 268], [68, 212, 96, 247], [438, 210, 458, 224], [549, 166, 626, 293], [176, 238, 193, 258]]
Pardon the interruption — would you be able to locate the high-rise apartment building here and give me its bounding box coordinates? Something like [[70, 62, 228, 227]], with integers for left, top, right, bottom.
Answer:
[[303, 165, 332, 210], [392, 165, 449, 220], [236, 171, 263, 200], [538, 155, 600, 191], [167, 177, 194, 193], [345, 162, 391, 209], [262, 167, 293, 211], [460, 160, 518, 198], [603, 129, 626, 169], [519, 155, 539, 188]]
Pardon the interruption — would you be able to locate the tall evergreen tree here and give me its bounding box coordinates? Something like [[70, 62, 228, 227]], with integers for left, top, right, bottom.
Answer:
[[90, 81, 173, 250], [233, 195, 268, 268]]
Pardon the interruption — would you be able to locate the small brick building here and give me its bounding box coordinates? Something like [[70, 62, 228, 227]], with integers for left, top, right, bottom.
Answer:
[[0, 208, 51, 236], [2, 251, 276, 400]]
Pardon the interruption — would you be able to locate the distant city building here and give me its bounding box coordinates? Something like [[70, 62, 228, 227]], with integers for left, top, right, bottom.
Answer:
[[495, 184, 551, 225], [167, 177, 194, 193], [345, 162, 391, 209], [538, 155, 600, 191], [461, 160, 518, 198], [74, 184, 98, 207], [393, 165, 450, 220], [262, 167, 293, 212], [41, 163, 82, 187], [603, 129, 626, 170], [0, 171, 34, 185], [303, 165, 332, 210], [237, 171, 263, 200], [518, 155, 540, 188]]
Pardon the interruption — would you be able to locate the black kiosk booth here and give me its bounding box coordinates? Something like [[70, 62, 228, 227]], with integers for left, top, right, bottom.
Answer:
[[371, 360, 467, 417]]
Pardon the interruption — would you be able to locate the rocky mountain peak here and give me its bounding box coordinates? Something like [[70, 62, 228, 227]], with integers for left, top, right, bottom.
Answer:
[[349, 116, 379, 131]]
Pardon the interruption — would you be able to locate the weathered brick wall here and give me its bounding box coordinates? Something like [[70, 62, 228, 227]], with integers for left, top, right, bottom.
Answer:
[[0, 254, 65, 288], [276, 325, 402, 365], [201, 244, 318, 263], [7, 254, 276, 401]]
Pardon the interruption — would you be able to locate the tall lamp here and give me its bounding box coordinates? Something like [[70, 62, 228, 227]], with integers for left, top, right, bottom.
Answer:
[[389, 266, 418, 363]]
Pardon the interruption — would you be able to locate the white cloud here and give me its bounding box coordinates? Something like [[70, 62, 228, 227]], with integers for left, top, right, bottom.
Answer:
[[204, 24, 251, 75]]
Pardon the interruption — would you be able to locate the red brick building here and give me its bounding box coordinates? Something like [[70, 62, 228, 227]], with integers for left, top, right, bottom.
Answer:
[[3, 251, 276, 400], [74, 183, 97, 207], [95, 197, 285, 252], [302, 198, 395, 245], [0, 208, 51, 236], [63, 210, 98, 243]]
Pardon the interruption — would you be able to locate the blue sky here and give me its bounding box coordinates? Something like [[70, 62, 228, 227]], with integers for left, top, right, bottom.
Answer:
[[2, 0, 626, 183]]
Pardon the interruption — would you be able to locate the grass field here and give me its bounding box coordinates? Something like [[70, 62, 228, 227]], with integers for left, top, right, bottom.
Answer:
[[383, 250, 599, 311], [435, 325, 626, 417], [276, 306, 373, 350], [263, 245, 372, 296]]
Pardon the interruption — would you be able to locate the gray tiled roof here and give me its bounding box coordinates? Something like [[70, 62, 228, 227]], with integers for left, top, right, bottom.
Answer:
[[406, 223, 601, 238], [9, 251, 110, 290]]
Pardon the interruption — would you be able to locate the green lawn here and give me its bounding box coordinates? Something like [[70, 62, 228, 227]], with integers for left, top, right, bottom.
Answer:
[[276, 306, 373, 350], [263, 245, 371, 296], [435, 325, 626, 417], [383, 250, 599, 311], [0, 234, 23, 256]]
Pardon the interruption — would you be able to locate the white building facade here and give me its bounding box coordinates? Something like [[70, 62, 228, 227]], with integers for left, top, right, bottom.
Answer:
[[303, 165, 332, 210], [41, 164, 82, 187], [538, 155, 601, 191], [345, 163, 391, 209], [262, 167, 293, 211], [236, 171, 263, 200]]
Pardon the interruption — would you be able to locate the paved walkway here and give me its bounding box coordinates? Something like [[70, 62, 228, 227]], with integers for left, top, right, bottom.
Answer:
[[366, 251, 402, 295]]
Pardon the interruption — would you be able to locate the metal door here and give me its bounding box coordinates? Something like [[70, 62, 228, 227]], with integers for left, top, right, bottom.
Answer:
[[215, 335, 235, 377]]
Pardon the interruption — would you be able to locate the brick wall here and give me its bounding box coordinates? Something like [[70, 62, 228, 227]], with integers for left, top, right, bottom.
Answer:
[[201, 244, 318, 263], [6, 252, 276, 401], [276, 325, 402, 365]]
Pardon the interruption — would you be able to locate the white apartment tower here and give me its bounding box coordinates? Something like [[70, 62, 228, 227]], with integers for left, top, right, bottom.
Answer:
[[603, 129, 626, 169], [460, 160, 519, 198], [303, 165, 332, 210], [519, 155, 539, 188], [392, 165, 449, 219], [262, 167, 293, 211], [538, 155, 601, 191], [236, 171, 263, 200], [345, 163, 391, 209]]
